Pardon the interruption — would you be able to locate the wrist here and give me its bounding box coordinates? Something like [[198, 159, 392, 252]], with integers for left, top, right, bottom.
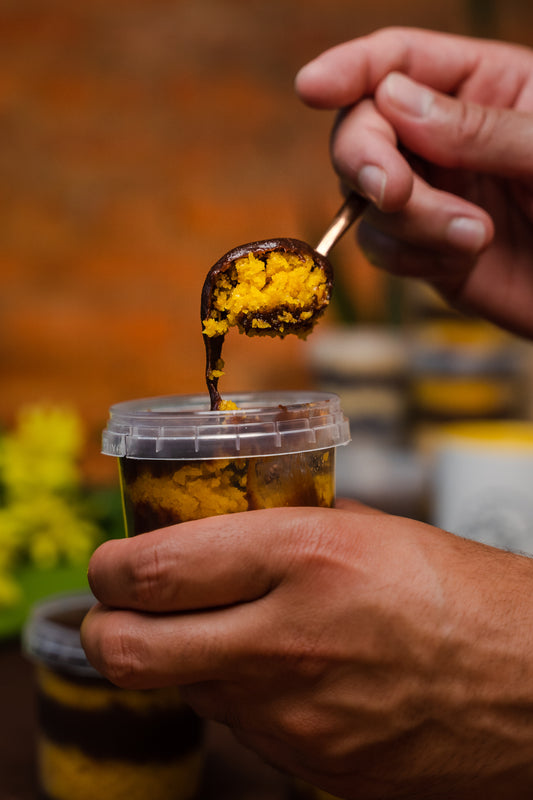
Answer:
[[428, 538, 533, 792]]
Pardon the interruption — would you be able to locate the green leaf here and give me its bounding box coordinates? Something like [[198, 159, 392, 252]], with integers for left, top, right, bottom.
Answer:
[[0, 562, 90, 642]]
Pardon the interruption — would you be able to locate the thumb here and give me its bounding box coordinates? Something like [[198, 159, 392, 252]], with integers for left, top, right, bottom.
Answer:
[[375, 71, 533, 178]]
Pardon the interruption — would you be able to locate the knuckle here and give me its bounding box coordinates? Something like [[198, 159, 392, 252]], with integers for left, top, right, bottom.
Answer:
[[278, 705, 314, 744], [286, 640, 330, 684], [278, 706, 341, 763], [452, 103, 497, 161], [274, 619, 331, 686], [96, 623, 145, 689], [130, 544, 166, 607], [365, 26, 406, 51]]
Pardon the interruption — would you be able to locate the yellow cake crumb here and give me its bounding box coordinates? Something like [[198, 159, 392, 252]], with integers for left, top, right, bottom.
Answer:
[[202, 316, 229, 337], [217, 399, 238, 410], [127, 460, 248, 522], [202, 250, 329, 338], [39, 737, 203, 800], [207, 358, 226, 380], [250, 319, 272, 329], [37, 666, 187, 712]]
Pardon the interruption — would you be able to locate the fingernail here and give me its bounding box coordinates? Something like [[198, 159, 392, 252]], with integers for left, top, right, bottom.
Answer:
[[384, 72, 434, 118], [446, 217, 487, 252], [357, 165, 387, 206]]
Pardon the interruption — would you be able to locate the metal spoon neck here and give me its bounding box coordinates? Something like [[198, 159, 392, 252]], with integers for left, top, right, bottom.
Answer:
[[315, 193, 369, 257]]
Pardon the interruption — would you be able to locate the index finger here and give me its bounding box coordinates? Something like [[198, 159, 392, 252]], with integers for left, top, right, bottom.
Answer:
[[295, 27, 522, 109], [87, 508, 287, 613]]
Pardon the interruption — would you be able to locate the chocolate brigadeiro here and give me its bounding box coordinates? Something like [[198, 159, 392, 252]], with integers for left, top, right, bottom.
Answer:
[[201, 238, 334, 410]]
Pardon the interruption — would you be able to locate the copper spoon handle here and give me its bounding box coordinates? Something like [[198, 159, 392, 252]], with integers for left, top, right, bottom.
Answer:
[[315, 192, 369, 257]]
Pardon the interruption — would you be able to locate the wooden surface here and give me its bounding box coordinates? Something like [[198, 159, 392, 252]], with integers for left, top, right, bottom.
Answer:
[[0, 640, 289, 800]]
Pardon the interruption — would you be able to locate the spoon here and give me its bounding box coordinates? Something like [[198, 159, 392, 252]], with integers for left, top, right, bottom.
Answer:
[[314, 191, 369, 257], [201, 191, 369, 409]]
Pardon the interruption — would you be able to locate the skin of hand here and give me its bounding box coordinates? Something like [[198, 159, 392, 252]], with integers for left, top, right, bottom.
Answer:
[[295, 28, 533, 340], [81, 499, 533, 800]]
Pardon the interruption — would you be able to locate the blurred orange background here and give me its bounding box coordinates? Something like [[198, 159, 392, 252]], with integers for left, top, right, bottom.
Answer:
[[2, 0, 533, 482]]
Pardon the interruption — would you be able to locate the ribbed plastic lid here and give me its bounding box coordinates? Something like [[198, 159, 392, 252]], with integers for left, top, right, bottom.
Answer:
[[23, 591, 101, 678], [102, 391, 350, 460]]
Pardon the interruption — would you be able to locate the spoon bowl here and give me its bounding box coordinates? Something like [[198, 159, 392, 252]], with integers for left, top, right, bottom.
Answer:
[[201, 192, 368, 408]]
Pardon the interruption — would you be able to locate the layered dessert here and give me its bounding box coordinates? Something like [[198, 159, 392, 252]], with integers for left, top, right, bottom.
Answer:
[[31, 602, 204, 800], [120, 448, 335, 535]]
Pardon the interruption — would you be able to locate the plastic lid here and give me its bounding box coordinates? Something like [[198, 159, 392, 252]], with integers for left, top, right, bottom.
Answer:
[[102, 391, 350, 460], [23, 591, 101, 678]]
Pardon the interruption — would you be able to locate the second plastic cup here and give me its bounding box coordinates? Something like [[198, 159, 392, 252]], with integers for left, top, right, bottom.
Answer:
[[101, 391, 351, 534], [23, 591, 204, 800]]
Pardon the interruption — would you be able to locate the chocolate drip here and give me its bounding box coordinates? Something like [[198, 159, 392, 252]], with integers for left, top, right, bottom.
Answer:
[[203, 331, 224, 411]]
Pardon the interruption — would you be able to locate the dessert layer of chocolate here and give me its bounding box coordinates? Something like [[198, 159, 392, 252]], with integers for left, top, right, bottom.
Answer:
[[234, 303, 324, 336], [37, 690, 204, 762]]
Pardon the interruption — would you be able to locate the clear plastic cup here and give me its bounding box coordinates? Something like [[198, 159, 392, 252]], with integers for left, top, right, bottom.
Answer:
[[23, 591, 204, 800], [101, 391, 351, 535], [100, 390, 349, 800]]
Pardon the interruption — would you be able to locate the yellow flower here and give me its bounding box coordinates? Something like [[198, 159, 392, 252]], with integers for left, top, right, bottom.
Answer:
[[15, 405, 83, 458], [0, 405, 84, 499], [0, 404, 107, 607]]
